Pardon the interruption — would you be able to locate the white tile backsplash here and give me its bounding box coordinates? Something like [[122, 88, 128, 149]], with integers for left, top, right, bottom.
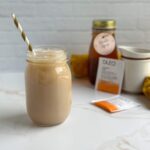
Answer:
[[0, 0, 150, 71]]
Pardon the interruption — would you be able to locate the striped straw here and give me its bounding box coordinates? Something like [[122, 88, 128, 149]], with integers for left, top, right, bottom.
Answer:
[[12, 13, 33, 52]]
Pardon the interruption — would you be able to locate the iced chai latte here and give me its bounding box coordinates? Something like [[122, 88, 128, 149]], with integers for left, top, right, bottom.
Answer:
[[25, 48, 72, 126]]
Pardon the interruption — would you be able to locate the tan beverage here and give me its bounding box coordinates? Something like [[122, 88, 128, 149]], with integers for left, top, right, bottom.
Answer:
[[25, 48, 72, 126]]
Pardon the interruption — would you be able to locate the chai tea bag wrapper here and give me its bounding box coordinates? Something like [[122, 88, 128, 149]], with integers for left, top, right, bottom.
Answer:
[[91, 96, 140, 113], [95, 58, 125, 94]]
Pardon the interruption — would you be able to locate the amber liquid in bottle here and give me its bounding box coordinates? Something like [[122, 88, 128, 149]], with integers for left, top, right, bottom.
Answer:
[[88, 30, 118, 85]]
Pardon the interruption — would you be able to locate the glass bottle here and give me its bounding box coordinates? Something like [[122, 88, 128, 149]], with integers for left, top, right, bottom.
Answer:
[[88, 20, 118, 85]]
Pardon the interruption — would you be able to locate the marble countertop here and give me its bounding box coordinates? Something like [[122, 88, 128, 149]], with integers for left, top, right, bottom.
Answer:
[[1, 73, 150, 150]]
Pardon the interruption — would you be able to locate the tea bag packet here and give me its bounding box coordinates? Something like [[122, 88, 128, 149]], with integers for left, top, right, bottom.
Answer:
[[91, 96, 140, 113], [95, 58, 125, 94]]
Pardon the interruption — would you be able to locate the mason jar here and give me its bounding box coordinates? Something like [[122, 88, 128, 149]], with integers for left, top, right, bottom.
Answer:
[[25, 47, 72, 126]]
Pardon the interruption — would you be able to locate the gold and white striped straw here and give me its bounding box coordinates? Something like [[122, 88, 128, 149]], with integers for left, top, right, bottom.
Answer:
[[12, 13, 33, 52]]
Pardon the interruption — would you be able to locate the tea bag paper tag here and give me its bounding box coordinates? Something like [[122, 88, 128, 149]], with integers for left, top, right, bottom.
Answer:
[[95, 58, 125, 94]]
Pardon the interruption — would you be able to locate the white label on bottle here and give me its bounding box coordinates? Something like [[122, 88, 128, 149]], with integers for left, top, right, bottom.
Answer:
[[94, 33, 116, 55]]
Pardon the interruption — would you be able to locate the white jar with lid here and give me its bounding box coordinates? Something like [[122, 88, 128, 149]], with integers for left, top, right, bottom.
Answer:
[[119, 46, 150, 93]]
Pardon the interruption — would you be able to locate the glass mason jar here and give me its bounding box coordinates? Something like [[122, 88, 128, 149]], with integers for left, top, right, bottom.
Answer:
[[88, 20, 118, 85], [25, 47, 72, 126]]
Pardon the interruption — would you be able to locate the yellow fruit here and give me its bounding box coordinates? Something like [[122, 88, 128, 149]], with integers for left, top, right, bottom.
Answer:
[[70, 54, 88, 78], [143, 77, 150, 99]]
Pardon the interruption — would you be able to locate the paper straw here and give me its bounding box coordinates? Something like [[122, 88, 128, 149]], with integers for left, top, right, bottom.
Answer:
[[12, 13, 33, 52]]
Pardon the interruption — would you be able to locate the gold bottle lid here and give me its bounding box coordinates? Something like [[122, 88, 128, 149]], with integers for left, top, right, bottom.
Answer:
[[93, 19, 116, 29]]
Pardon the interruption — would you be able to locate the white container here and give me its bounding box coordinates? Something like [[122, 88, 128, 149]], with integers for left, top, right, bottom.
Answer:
[[119, 46, 150, 93]]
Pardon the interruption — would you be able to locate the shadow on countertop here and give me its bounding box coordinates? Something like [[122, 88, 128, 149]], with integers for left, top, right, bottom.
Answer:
[[0, 113, 59, 136]]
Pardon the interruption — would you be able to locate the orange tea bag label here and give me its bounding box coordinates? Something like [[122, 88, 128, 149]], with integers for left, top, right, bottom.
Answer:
[[91, 96, 140, 113], [95, 58, 124, 94]]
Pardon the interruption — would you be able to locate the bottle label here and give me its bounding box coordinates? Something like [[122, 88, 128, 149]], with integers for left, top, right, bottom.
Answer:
[[93, 32, 116, 55]]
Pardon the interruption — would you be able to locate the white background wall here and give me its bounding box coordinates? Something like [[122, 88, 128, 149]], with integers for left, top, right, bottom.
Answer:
[[0, 0, 150, 71]]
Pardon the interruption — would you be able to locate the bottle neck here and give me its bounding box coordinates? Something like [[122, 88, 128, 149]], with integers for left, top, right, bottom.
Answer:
[[92, 28, 116, 37]]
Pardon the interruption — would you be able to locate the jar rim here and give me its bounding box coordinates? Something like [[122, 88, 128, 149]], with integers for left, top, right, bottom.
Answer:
[[27, 47, 67, 63]]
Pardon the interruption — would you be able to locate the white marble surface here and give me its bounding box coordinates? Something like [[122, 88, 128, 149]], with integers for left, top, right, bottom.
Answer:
[[0, 73, 150, 150]]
